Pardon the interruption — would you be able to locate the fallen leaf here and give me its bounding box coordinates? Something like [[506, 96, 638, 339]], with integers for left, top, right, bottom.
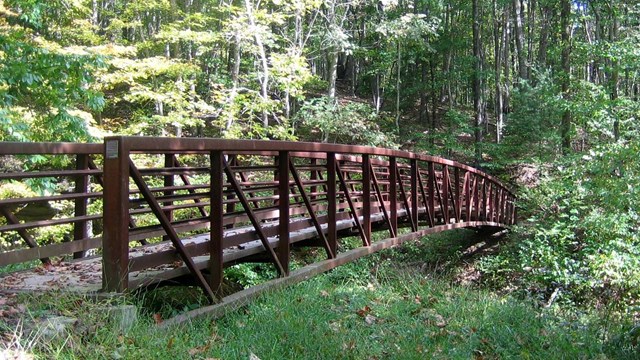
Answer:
[[188, 343, 210, 356], [249, 352, 261, 360], [320, 290, 330, 297], [153, 313, 163, 325], [356, 305, 371, 317], [414, 295, 422, 305], [167, 337, 174, 349]]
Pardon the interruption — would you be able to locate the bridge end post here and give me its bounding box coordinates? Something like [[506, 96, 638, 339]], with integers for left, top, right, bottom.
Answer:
[[102, 137, 130, 293]]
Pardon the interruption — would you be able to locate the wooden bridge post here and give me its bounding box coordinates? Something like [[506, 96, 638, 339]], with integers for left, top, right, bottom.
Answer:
[[277, 151, 290, 275], [209, 151, 225, 297], [454, 167, 461, 222], [73, 154, 89, 259], [103, 137, 130, 293], [362, 154, 371, 245], [442, 165, 449, 224], [389, 157, 398, 237], [327, 153, 337, 257], [163, 154, 175, 242], [410, 159, 419, 231], [427, 162, 435, 227]]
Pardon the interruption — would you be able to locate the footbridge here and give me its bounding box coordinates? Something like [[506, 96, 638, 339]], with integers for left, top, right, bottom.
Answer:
[[0, 137, 515, 310]]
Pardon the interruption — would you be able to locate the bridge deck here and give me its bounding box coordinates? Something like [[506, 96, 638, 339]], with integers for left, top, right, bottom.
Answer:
[[0, 210, 404, 293]]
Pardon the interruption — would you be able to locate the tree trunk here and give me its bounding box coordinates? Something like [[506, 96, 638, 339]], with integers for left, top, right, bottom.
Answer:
[[610, 5, 620, 141], [561, 0, 572, 154], [395, 42, 401, 129], [537, 4, 550, 66], [244, 0, 270, 127], [513, 0, 527, 83], [473, 0, 484, 164], [493, 0, 504, 143]]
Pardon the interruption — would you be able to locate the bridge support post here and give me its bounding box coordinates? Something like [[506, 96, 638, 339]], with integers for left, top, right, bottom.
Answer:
[[210, 151, 224, 297], [389, 157, 398, 237], [103, 137, 130, 293], [410, 159, 419, 231], [442, 165, 449, 224], [427, 162, 435, 226], [73, 154, 89, 259], [163, 154, 175, 242], [327, 153, 337, 257], [278, 151, 290, 275], [362, 155, 371, 245]]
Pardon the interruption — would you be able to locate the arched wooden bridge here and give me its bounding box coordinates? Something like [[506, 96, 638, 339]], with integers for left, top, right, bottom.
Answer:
[[0, 137, 515, 307]]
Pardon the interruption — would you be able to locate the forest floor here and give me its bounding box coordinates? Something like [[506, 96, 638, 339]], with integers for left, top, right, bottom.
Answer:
[[2, 229, 637, 359]]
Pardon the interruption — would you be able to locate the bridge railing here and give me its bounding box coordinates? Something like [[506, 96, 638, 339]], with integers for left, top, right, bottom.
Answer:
[[0, 142, 104, 267], [101, 137, 516, 300]]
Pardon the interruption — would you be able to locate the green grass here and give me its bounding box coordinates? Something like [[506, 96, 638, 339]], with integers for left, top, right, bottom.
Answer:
[[2, 230, 638, 359]]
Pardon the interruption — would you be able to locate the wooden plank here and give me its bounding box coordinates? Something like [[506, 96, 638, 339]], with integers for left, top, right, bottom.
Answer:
[[0, 237, 101, 266]]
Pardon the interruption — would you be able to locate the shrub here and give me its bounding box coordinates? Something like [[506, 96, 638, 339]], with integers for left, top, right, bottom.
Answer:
[[480, 140, 640, 308]]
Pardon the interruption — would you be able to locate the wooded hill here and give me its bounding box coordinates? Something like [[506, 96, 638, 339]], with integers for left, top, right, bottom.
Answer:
[[1, 0, 638, 159]]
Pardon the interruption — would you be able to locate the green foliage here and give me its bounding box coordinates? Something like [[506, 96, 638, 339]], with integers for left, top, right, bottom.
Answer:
[[416, 109, 475, 159], [481, 140, 640, 307], [293, 96, 397, 147], [0, 3, 105, 142], [496, 70, 564, 163]]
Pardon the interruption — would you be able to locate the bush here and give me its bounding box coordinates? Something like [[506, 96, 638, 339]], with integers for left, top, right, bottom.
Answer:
[[480, 140, 640, 308], [293, 97, 397, 148]]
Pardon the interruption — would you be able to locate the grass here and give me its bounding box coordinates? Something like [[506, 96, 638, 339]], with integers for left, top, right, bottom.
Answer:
[[2, 230, 638, 359]]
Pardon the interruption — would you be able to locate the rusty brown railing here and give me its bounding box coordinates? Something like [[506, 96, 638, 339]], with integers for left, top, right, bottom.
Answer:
[[0, 138, 515, 300]]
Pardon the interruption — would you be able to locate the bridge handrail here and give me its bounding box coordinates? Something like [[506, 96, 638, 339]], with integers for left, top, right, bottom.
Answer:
[[108, 136, 514, 196]]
